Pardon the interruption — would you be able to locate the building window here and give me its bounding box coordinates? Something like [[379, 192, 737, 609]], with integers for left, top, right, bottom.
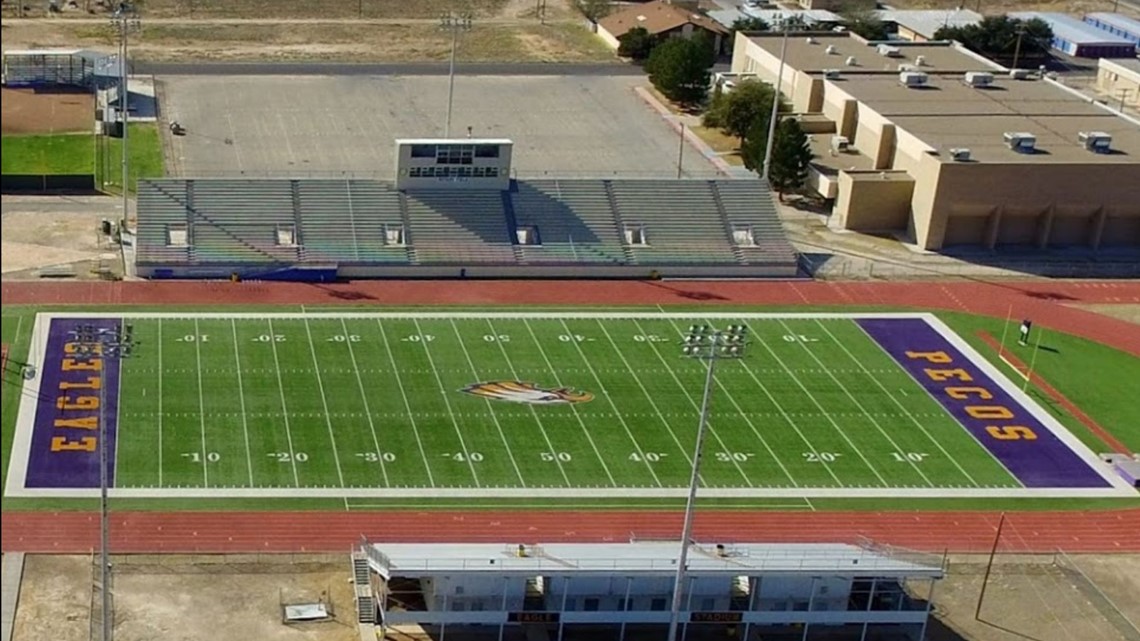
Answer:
[[651, 598, 667, 611], [410, 144, 435, 158], [437, 144, 474, 165], [486, 167, 499, 178], [276, 224, 296, 246], [701, 598, 715, 610], [167, 224, 188, 247], [617, 598, 628, 611], [385, 224, 405, 246], [475, 144, 500, 158], [624, 224, 647, 245], [583, 598, 599, 612]]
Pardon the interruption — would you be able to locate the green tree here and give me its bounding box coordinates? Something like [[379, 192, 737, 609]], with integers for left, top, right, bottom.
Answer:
[[646, 36, 715, 106], [716, 79, 777, 142], [731, 16, 770, 33], [617, 26, 657, 60], [739, 109, 773, 172], [767, 118, 813, 199], [578, 0, 611, 22], [934, 16, 1053, 65], [839, 6, 889, 41]]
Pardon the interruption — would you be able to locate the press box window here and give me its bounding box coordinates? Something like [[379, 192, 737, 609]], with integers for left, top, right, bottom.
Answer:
[[410, 144, 435, 158], [167, 224, 188, 246], [475, 144, 499, 158]]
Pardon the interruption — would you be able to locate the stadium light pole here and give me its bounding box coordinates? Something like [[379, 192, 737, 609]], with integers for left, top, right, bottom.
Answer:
[[71, 321, 137, 641], [111, 2, 141, 276], [761, 27, 789, 182], [440, 13, 473, 139], [667, 324, 749, 641]]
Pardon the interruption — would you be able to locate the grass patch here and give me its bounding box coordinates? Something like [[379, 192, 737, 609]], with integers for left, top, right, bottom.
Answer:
[[690, 124, 745, 166], [96, 122, 165, 194], [1, 133, 95, 174]]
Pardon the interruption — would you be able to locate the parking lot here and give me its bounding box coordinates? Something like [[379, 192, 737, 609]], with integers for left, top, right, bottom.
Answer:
[[160, 75, 723, 179]]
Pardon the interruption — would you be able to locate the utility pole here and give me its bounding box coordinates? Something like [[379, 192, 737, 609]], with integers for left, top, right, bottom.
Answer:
[[110, 2, 141, 277], [666, 324, 749, 641], [1011, 24, 1026, 72], [676, 123, 685, 179], [440, 13, 473, 139]]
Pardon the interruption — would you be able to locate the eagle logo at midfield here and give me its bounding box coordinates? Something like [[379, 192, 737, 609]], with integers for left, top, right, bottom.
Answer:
[[460, 381, 594, 405]]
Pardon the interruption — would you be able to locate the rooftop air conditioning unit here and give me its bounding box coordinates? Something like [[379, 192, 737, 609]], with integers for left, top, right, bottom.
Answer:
[[823, 69, 841, 79], [949, 148, 971, 161], [965, 71, 994, 87], [898, 63, 918, 72], [914, 55, 927, 66], [825, 44, 838, 54], [831, 136, 850, 153], [806, 36, 817, 44], [878, 44, 902, 57], [845, 56, 858, 66], [1009, 69, 1033, 80], [899, 71, 928, 87], [1079, 131, 1112, 153], [1003, 131, 1036, 153]]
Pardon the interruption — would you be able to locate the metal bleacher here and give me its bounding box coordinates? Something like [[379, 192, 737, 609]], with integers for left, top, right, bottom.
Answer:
[[608, 180, 739, 265], [296, 180, 409, 263], [135, 177, 799, 278], [510, 180, 627, 264], [401, 189, 516, 264]]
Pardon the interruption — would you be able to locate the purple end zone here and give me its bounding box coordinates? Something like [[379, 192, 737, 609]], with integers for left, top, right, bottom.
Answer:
[[25, 318, 123, 489], [857, 318, 1109, 488]]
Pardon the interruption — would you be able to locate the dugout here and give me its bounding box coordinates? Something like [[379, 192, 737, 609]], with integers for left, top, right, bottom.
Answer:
[[2, 49, 114, 89]]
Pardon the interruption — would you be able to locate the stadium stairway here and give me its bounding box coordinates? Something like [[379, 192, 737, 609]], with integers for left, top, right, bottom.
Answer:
[[351, 551, 375, 624]]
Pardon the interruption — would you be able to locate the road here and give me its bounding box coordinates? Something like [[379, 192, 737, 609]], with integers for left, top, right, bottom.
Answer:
[[135, 62, 650, 76]]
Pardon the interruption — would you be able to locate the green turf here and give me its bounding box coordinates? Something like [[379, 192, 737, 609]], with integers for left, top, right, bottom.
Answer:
[[95, 123, 165, 193], [1, 133, 95, 174], [3, 306, 1138, 511]]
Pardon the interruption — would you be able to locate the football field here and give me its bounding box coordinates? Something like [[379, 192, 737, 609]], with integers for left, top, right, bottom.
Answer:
[[7, 311, 1128, 500]]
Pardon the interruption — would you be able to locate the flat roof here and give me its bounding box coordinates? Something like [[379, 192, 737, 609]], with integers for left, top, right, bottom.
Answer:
[[1086, 12, 1140, 37], [1011, 12, 1136, 47], [395, 138, 514, 145], [1100, 57, 1140, 77], [739, 7, 841, 23], [743, 32, 999, 74], [373, 542, 943, 576], [836, 75, 1140, 162], [877, 9, 983, 39]]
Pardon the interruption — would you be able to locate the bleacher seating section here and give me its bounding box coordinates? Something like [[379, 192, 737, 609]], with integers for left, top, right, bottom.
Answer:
[[135, 177, 798, 277]]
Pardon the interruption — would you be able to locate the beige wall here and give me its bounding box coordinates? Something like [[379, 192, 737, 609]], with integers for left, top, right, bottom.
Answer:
[[928, 163, 1140, 249], [835, 172, 915, 231], [730, 33, 809, 102], [1096, 61, 1140, 108]]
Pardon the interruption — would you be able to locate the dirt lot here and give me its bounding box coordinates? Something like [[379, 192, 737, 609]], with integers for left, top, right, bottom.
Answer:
[[13, 554, 359, 641], [0, 87, 94, 134]]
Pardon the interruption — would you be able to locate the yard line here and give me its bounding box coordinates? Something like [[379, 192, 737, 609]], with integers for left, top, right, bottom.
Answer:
[[657, 317, 796, 487], [157, 318, 163, 488], [521, 319, 616, 487], [302, 317, 347, 489], [192, 319, 209, 488], [776, 319, 934, 487], [375, 320, 435, 488], [557, 319, 663, 487], [745, 321, 889, 486], [483, 319, 570, 487], [819, 320, 980, 487], [267, 319, 301, 487], [341, 319, 389, 488], [593, 320, 705, 477], [230, 319, 255, 487], [411, 318, 483, 487], [731, 345, 845, 487]]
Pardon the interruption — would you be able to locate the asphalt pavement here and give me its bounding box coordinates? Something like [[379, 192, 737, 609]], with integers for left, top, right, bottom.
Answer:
[[135, 62, 650, 76]]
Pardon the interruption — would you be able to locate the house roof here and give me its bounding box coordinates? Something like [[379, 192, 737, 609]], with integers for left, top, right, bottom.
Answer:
[[876, 9, 983, 39], [1010, 12, 1136, 47], [598, 0, 728, 38]]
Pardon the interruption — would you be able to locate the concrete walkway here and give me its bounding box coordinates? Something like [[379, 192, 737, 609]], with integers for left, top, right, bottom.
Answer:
[[1, 552, 25, 641]]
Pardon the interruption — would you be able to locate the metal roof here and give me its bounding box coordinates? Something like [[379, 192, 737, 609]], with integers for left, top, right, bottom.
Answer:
[[1010, 12, 1136, 47], [372, 541, 944, 576], [1085, 12, 1140, 37], [739, 7, 841, 24], [876, 9, 983, 39]]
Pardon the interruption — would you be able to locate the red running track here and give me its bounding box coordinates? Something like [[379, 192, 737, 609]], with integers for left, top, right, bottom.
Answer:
[[3, 509, 1138, 554], [2, 279, 1138, 554]]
